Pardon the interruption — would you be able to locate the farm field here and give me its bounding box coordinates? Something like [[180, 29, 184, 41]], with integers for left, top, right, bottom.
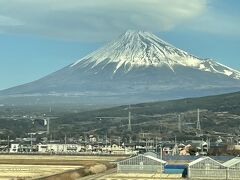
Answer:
[[0, 154, 123, 179], [0, 164, 82, 179], [81, 172, 182, 180]]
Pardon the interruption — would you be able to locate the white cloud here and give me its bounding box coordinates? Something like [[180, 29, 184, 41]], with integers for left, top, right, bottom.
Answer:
[[1, 0, 231, 41]]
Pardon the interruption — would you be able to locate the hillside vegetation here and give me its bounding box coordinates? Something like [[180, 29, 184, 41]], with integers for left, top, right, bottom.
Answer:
[[51, 91, 240, 139]]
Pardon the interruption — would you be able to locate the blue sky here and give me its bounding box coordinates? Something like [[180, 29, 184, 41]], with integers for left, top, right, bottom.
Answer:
[[0, 0, 240, 90]]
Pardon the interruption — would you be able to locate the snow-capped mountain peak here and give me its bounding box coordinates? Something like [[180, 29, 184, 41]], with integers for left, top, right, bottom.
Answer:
[[70, 30, 202, 72], [70, 30, 240, 79]]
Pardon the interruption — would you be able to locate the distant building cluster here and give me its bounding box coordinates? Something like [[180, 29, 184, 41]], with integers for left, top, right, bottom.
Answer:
[[1, 134, 212, 156]]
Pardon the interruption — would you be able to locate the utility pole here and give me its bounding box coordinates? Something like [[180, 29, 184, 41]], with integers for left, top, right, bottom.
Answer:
[[7, 135, 9, 153], [47, 118, 50, 135], [64, 134, 67, 145], [160, 144, 163, 160], [105, 133, 108, 146], [146, 139, 148, 152], [155, 136, 158, 153], [64, 134, 67, 152], [127, 105, 132, 131], [30, 133, 33, 152], [129, 136, 132, 144]]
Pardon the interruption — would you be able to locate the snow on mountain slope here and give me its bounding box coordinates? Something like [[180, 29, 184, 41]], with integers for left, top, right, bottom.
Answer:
[[71, 30, 202, 73], [71, 30, 240, 79], [0, 30, 239, 105], [198, 59, 240, 79]]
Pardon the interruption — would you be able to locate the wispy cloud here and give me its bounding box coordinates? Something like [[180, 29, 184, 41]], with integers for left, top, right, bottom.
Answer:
[[0, 0, 239, 41], [187, 11, 240, 37], [0, 0, 240, 41], [0, 15, 23, 26]]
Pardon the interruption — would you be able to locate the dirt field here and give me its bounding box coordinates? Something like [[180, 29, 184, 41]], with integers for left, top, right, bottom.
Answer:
[[0, 154, 125, 165], [0, 154, 124, 179], [0, 164, 83, 179], [98, 173, 182, 180]]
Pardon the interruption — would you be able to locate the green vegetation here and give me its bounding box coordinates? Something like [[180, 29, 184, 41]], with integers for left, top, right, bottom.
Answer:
[[50, 91, 240, 138], [0, 91, 239, 139]]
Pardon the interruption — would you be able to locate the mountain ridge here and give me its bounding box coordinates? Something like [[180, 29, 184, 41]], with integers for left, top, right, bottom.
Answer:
[[0, 30, 239, 105]]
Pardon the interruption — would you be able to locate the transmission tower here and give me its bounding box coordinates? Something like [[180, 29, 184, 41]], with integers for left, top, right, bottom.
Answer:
[[196, 108, 201, 131], [127, 105, 132, 131], [178, 114, 182, 133]]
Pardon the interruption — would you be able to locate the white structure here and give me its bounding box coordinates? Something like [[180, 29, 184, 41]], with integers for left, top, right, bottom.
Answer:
[[37, 144, 82, 153], [188, 156, 227, 179], [102, 144, 137, 155], [223, 157, 240, 180], [38, 144, 48, 153], [10, 144, 20, 153], [89, 135, 97, 143], [117, 154, 166, 173]]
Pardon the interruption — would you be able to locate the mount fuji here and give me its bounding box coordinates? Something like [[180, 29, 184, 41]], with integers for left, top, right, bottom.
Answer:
[[1, 30, 240, 105]]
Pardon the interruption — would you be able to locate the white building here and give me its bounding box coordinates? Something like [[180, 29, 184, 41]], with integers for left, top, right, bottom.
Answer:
[[37, 144, 82, 153], [10, 144, 20, 153], [38, 144, 48, 153], [102, 144, 137, 155]]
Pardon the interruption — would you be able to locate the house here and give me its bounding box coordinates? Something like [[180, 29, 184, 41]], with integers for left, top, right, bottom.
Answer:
[[38, 144, 48, 153], [10, 143, 20, 153]]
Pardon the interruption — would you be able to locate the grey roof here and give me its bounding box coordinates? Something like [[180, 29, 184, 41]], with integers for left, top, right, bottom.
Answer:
[[144, 155, 166, 164], [117, 154, 166, 164], [189, 156, 224, 167], [222, 157, 240, 167], [144, 151, 158, 158]]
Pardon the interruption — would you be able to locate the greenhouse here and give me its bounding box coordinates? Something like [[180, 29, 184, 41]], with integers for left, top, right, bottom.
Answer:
[[117, 154, 166, 173], [223, 157, 240, 180], [188, 156, 227, 179]]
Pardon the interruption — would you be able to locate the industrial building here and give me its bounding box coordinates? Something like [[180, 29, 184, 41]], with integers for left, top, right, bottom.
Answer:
[[188, 156, 227, 179], [223, 157, 240, 180], [117, 154, 166, 173]]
